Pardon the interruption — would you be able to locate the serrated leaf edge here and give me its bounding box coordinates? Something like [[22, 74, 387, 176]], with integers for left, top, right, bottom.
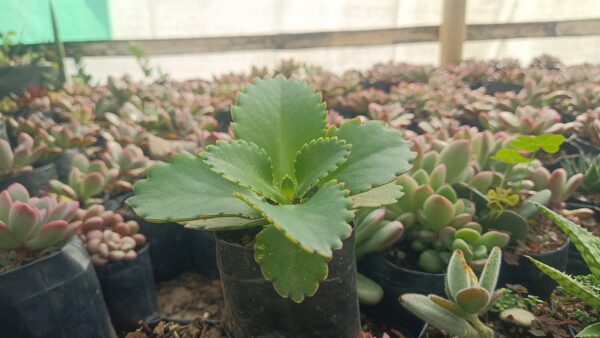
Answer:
[[293, 136, 352, 198], [234, 180, 353, 259], [201, 139, 279, 201]]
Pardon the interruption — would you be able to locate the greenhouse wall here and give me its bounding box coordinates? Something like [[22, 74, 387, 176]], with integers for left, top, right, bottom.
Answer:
[[2, 0, 600, 81]]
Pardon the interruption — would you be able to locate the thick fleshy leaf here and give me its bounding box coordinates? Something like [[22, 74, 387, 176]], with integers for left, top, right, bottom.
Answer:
[[478, 246, 502, 294], [0, 222, 19, 250], [254, 226, 328, 303], [25, 220, 69, 250], [202, 140, 279, 201], [326, 119, 414, 194], [127, 154, 258, 222], [0, 139, 14, 173], [236, 180, 352, 258], [357, 273, 384, 305], [400, 294, 479, 338], [231, 76, 327, 184], [0, 191, 12, 223], [9, 202, 40, 243], [81, 173, 104, 200], [455, 287, 490, 314], [7, 183, 29, 203], [350, 182, 404, 208], [577, 323, 600, 338], [446, 249, 476, 300], [184, 217, 266, 231], [528, 256, 600, 310], [294, 137, 350, 199]]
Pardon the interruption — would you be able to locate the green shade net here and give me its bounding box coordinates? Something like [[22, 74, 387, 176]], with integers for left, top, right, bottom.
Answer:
[[0, 0, 111, 43]]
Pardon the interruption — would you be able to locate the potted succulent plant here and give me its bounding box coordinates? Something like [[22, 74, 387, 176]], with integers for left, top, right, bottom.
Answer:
[[528, 204, 600, 337], [0, 132, 56, 195], [127, 76, 415, 337], [359, 139, 509, 333], [0, 31, 58, 98], [401, 247, 504, 338], [77, 204, 157, 331], [0, 183, 115, 337]]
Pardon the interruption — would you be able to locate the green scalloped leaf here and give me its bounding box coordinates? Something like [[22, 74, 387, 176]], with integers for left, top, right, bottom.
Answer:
[[202, 140, 279, 201], [325, 119, 415, 194], [535, 203, 600, 278], [294, 137, 351, 199], [236, 180, 352, 258], [231, 76, 327, 184], [350, 182, 404, 208], [184, 217, 266, 231], [127, 154, 258, 222], [527, 256, 600, 310], [254, 226, 328, 303]]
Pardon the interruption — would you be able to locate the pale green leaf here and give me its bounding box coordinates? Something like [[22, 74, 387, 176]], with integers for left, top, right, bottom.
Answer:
[[350, 182, 404, 208], [231, 76, 326, 184], [400, 294, 479, 338], [478, 246, 502, 294], [202, 140, 279, 201], [294, 137, 350, 199], [528, 256, 600, 310], [127, 154, 258, 222], [254, 226, 328, 303], [236, 180, 352, 258], [577, 323, 600, 338], [491, 148, 531, 164], [326, 119, 415, 194]]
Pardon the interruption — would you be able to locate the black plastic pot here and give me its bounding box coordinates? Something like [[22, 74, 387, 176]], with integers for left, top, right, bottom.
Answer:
[[359, 253, 445, 336], [0, 238, 116, 338], [138, 220, 190, 282], [103, 192, 192, 282], [566, 195, 600, 222], [0, 65, 58, 97], [54, 149, 81, 182], [0, 119, 7, 141], [468, 81, 523, 95], [95, 244, 159, 332], [187, 229, 219, 279], [0, 161, 58, 196], [499, 240, 570, 298], [216, 231, 361, 338], [566, 242, 590, 276]]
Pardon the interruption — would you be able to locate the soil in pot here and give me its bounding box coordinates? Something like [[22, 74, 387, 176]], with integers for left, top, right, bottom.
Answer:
[[96, 244, 159, 332], [216, 230, 361, 338], [500, 213, 569, 298], [0, 161, 58, 196], [125, 318, 228, 338], [157, 272, 224, 321], [0, 238, 116, 338], [550, 278, 600, 336]]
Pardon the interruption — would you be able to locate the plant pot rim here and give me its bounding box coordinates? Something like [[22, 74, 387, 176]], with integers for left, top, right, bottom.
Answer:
[[0, 160, 56, 182], [0, 236, 81, 277], [513, 237, 570, 258], [366, 251, 446, 277]]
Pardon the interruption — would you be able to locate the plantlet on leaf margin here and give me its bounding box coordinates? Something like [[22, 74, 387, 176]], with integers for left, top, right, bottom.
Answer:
[[127, 76, 415, 302], [400, 247, 504, 338]]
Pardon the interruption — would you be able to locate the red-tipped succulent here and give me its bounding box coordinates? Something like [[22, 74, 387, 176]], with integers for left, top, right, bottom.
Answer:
[[0, 183, 81, 251]]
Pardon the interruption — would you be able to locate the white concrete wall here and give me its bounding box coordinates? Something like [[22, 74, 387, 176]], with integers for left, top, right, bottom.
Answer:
[[69, 0, 600, 82]]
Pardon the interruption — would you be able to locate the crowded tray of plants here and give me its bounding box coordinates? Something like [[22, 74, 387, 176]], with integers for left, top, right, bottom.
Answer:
[[0, 52, 598, 338]]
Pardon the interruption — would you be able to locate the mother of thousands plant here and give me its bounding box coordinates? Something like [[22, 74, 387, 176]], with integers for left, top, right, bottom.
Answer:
[[128, 76, 415, 302]]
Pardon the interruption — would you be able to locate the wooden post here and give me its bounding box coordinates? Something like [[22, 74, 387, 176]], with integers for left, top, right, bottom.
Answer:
[[439, 0, 467, 65], [49, 0, 67, 86]]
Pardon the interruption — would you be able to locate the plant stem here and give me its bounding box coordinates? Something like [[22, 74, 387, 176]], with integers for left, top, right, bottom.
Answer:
[[467, 315, 495, 338]]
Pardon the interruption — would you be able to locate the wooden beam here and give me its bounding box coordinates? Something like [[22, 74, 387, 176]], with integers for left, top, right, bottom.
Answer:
[[439, 0, 468, 66], [28, 18, 600, 57]]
